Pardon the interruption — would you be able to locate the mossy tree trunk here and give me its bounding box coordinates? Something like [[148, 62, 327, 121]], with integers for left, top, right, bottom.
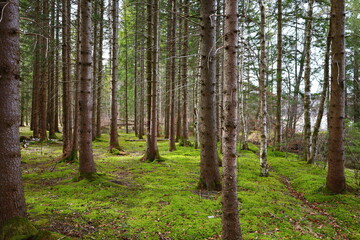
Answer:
[[0, 0, 27, 227]]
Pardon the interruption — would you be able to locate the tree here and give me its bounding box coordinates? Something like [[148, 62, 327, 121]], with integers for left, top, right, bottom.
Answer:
[[258, 0, 269, 177], [142, 0, 160, 161], [109, 0, 121, 151], [274, 0, 282, 150], [169, 0, 177, 151], [96, 0, 104, 138], [0, 0, 27, 226], [79, 0, 96, 178], [198, 0, 221, 190], [303, 0, 314, 163], [326, 0, 346, 194], [221, 0, 242, 238]]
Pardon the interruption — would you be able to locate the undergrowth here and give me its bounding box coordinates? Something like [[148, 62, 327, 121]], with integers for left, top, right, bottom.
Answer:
[[20, 127, 359, 239]]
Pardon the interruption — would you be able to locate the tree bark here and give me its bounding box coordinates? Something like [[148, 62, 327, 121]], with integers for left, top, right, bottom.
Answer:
[[222, 0, 242, 238], [92, 0, 98, 140], [62, 0, 73, 158], [169, 0, 177, 151], [109, 0, 121, 151], [0, 0, 27, 226], [303, 0, 314, 163], [180, 0, 190, 146], [326, 0, 346, 194], [79, 0, 96, 177], [259, 0, 269, 177], [198, 0, 221, 191], [274, 0, 282, 150], [96, 0, 104, 138]]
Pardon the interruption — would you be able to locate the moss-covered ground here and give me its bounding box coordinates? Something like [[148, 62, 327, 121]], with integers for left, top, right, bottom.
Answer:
[[20, 127, 359, 239]]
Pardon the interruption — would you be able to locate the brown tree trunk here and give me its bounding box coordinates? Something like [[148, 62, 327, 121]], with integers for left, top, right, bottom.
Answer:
[[109, 0, 121, 151], [176, 0, 183, 143], [0, 0, 27, 226], [169, 0, 177, 151], [180, 0, 190, 146], [222, 0, 242, 238], [274, 0, 282, 150], [134, 0, 139, 136], [48, 0, 56, 139], [124, 3, 129, 134], [62, 0, 73, 158], [92, 0, 98, 140], [326, 0, 346, 194], [96, 0, 104, 138], [259, 0, 269, 177], [79, 0, 96, 177], [303, 0, 314, 163], [198, 0, 221, 191], [138, 4, 145, 140]]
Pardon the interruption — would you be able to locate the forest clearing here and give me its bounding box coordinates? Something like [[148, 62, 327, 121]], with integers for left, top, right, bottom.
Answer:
[[18, 127, 359, 239]]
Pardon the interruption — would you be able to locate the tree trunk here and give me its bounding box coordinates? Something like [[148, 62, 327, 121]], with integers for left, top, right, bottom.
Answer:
[[134, 0, 139, 136], [309, 21, 331, 164], [138, 4, 145, 140], [62, 0, 73, 158], [143, 0, 160, 161], [0, 0, 27, 226], [274, 0, 282, 150], [96, 0, 104, 138], [353, 49, 359, 124], [222, 0, 242, 238], [198, 0, 221, 191], [169, 0, 177, 151], [259, 0, 269, 177], [79, 0, 96, 177], [303, 0, 314, 163], [180, 0, 190, 146], [109, 0, 121, 151], [326, 0, 346, 194], [92, 0, 98, 140], [124, 2, 129, 134], [48, 0, 56, 139]]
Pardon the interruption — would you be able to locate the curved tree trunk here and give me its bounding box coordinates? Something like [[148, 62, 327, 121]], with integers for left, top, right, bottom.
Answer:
[[222, 0, 242, 238], [0, 0, 27, 226], [198, 0, 221, 191]]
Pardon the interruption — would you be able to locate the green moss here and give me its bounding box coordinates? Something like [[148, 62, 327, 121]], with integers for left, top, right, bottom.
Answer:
[[0, 217, 38, 240]]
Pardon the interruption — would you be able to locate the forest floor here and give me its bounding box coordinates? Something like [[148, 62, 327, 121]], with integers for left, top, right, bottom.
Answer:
[[20, 127, 359, 240]]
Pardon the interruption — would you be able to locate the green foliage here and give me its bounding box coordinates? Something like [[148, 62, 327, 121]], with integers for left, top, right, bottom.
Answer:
[[20, 128, 359, 239]]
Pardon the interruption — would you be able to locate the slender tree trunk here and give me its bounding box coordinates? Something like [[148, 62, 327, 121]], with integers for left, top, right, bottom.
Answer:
[[48, 0, 56, 139], [303, 0, 314, 162], [54, 0, 60, 133], [353, 49, 359, 124], [164, 2, 172, 139], [198, 0, 221, 191], [92, 0, 98, 140], [134, 0, 139, 136], [274, 0, 282, 150], [0, 0, 27, 226], [138, 5, 145, 139], [62, 0, 73, 157], [71, 0, 81, 161], [96, 0, 104, 138], [259, 0, 269, 177], [176, 0, 183, 142], [222, 0, 242, 238], [180, 0, 190, 146], [169, 0, 177, 151], [124, 3, 129, 134], [326, 0, 346, 194], [309, 22, 331, 164], [109, 0, 121, 151]]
